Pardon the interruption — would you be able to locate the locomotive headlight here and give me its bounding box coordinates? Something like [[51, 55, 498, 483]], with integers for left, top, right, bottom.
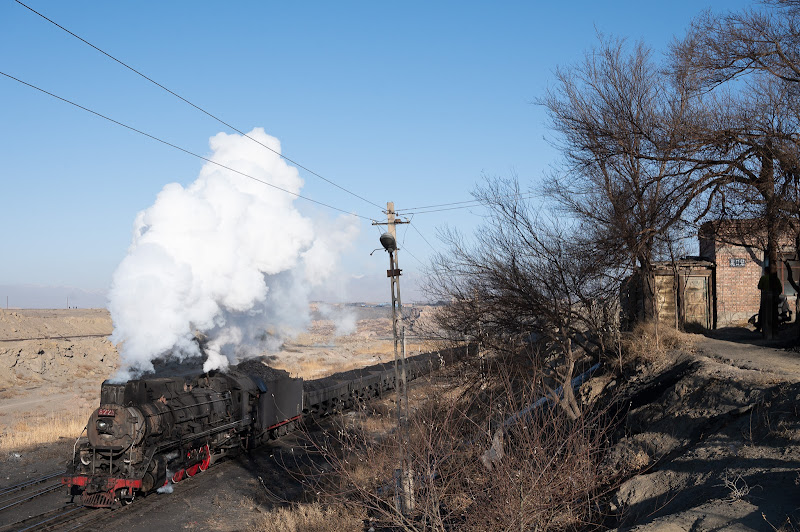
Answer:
[[96, 419, 114, 434]]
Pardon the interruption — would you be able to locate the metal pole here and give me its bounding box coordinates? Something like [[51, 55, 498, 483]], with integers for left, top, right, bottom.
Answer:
[[390, 249, 401, 431]]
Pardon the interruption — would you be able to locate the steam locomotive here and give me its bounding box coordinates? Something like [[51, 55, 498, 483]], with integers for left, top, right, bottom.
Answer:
[[62, 351, 449, 507]]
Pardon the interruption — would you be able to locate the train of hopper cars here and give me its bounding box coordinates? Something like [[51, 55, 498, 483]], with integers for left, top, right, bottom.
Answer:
[[62, 348, 466, 507]]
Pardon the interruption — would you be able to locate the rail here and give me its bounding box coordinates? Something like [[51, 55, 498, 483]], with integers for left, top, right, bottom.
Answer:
[[0, 333, 111, 342]]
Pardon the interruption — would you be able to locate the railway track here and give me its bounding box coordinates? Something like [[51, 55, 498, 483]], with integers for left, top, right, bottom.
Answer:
[[0, 505, 92, 532], [0, 472, 64, 513], [1, 458, 233, 532], [0, 333, 111, 343]]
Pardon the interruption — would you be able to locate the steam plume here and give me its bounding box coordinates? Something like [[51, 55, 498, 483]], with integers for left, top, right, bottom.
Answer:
[[108, 128, 359, 378]]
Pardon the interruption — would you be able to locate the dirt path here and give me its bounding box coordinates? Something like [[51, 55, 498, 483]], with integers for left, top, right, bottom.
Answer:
[[0, 392, 77, 412], [694, 334, 800, 381]]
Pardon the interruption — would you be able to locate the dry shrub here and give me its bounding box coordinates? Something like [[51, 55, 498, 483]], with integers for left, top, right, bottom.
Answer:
[[252, 502, 365, 532], [304, 367, 613, 531], [622, 321, 695, 365]]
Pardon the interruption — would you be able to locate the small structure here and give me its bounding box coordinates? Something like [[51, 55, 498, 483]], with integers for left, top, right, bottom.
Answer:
[[620, 259, 713, 330], [653, 259, 714, 330]]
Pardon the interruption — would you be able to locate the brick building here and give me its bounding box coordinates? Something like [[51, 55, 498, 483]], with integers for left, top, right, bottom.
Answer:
[[699, 220, 799, 327]]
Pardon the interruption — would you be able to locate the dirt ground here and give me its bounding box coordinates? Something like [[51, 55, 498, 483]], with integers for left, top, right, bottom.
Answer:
[[604, 327, 800, 531]]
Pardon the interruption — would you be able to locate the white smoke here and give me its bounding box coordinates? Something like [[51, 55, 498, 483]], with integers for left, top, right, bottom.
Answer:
[[318, 303, 358, 336], [108, 128, 359, 378]]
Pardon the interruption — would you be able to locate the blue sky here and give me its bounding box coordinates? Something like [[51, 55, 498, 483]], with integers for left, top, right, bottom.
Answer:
[[1, 0, 751, 307]]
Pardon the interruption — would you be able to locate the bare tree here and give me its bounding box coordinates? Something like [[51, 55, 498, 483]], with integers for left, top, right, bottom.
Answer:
[[674, 3, 800, 338], [675, 1, 800, 214], [426, 177, 618, 418], [539, 37, 722, 324], [674, 1, 800, 88], [303, 364, 612, 531]]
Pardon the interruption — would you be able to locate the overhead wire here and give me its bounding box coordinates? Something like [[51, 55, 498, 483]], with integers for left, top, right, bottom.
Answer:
[[401, 198, 484, 210], [409, 222, 438, 255], [15, 0, 538, 226], [401, 192, 537, 212], [399, 193, 537, 215], [15, 0, 385, 212], [399, 244, 426, 268], [0, 70, 375, 222], [400, 217, 412, 247], [10, 0, 529, 289], [13, 0, 544, 270], [399, 204, 487, 215]]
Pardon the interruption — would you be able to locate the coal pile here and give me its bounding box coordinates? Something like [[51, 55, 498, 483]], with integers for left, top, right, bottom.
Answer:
[[234, 358, 291, 382]]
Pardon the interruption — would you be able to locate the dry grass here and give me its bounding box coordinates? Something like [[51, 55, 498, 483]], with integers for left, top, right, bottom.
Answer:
[[270, 355, 391, 380], [251, 502, 365, 532], [0, 407, 93, 457], [622, 321, 696, 364], [270, 340, 438, 380], [357, 409, 394, 435]]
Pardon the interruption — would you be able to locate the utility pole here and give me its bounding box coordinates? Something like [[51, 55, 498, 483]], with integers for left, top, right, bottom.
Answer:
[[373, 201, 413, 515]]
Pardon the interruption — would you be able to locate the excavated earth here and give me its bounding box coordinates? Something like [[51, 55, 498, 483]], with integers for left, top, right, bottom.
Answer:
[[601, 330, 800, 531]]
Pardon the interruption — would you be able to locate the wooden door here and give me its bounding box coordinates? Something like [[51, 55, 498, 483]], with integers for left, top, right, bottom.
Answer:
[[684, 275, 710, 329], [655, 274, 677, 328]]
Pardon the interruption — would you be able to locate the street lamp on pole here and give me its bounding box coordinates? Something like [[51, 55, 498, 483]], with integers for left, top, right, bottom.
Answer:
[[379, 231, 413, 515]]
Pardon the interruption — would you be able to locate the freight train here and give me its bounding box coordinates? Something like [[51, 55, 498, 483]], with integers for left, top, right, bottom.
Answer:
[[62, 350, 456, 507]]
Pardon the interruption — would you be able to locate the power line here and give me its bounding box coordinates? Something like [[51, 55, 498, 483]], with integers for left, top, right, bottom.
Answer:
[[399, 204, 486, 215], [399, 193, 537, 215], [400, 218, 412, 247], [401, 198, 483, 210], [399, 243, 426, 268], [409, 222, 438, 254], [15, 0, 384, 212], [401, 192, 537, 212], [0, 70, 375, 222]]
